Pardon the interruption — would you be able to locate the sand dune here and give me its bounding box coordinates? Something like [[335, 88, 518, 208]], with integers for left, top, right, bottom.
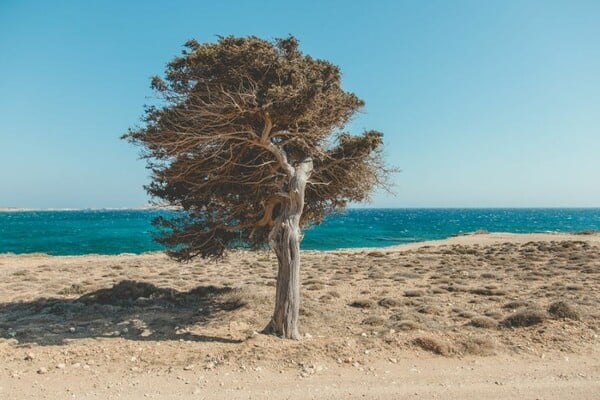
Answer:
[[1, 232, 599, 399]]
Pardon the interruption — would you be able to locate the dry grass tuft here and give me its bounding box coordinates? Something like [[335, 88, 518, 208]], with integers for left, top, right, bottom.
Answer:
[[349, 299, 375, 308], [361, 316, 385, 326], [413, 337, 453, 356], [470, 316, 498, 329], [470, 288, 507, 296], [457, 337, 495, 356], [391, 320, 422, 331], [502, 300, 531, 310], [58, 283, 87, 296], [501, 308, 546, 328], [218, 287, 270, 311], [548, 301, 580, 321], [378, 297, 402, 308]]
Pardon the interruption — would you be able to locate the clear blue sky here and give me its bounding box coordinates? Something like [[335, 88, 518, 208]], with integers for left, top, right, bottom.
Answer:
[[1, 0, 599, 208]]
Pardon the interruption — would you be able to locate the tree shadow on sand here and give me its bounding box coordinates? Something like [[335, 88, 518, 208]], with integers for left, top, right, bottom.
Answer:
[[0, 280, 246, 346]]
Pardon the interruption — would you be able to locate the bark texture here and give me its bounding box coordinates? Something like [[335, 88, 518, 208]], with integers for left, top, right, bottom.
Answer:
[[266, 158, 313, 339]]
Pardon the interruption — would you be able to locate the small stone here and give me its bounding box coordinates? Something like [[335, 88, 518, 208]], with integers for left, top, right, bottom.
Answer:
[[305, 333, 313, 339], [183, 364, 194, 371], [24, 352, 35, 361], [205, 362, 216, 370], [56, 363, 66, 369], [69, 327, 76, 333], [37, 367, 48, 374], [389, 358, 398, 364]]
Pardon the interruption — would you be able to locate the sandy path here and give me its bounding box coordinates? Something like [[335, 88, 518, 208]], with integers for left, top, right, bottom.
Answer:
[[2, 353, 598, 399]]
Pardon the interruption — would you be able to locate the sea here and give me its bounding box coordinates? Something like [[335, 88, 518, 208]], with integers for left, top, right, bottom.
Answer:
[[1, 208, 599, 255]]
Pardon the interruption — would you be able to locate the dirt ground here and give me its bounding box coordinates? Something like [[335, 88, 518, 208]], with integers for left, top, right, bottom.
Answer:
[[1, 232, 599, 399]]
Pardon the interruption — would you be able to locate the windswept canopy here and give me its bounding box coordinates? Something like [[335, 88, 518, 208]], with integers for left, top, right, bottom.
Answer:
[[124, 35, 389, 259]]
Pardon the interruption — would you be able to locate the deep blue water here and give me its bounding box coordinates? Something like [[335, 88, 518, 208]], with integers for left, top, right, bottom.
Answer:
[[0, 208, 599, 255]]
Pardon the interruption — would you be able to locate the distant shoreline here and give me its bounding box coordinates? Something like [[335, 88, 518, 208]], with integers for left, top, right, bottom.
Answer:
[[1, 206, 599, 213], [0, 206, 181, 212], [1, 231, 599, 257]]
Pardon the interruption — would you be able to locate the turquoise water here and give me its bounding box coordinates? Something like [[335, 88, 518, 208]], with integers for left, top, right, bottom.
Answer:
[[0, 208, 599, 255]]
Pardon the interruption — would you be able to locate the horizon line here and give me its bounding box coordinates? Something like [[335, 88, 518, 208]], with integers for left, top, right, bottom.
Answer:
[[1, 206, 599, 212]]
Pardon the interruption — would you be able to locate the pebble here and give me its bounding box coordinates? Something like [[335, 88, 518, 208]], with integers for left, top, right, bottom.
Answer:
[[183, 364, 194, 371], [56, 363, 66, 369], [37, 367, 48, 374], [24, 352, 35, 361], [205, 362, 216, 370]]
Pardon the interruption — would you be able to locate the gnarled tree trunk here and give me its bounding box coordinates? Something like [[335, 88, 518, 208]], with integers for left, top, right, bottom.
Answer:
[[265, 158, 313, 339]]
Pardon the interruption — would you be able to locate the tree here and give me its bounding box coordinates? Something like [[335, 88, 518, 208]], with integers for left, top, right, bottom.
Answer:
[[123, 35, 390, 339]]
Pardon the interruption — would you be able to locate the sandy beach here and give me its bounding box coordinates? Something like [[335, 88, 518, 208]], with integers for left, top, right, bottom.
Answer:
[[1, 232, 599, 399]]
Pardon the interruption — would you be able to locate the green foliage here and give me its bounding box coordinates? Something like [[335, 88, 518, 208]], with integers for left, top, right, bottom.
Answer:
[[124, 35, 390, 259]]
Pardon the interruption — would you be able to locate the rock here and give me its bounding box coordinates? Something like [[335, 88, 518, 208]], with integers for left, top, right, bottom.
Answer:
[[69, 327, 76, 333], [37, 367, 48, 374], [205, 361, 216, 370], [56, 363, 66, 369], [24, 352, 35, 361], [183, 364, 194, 371]]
